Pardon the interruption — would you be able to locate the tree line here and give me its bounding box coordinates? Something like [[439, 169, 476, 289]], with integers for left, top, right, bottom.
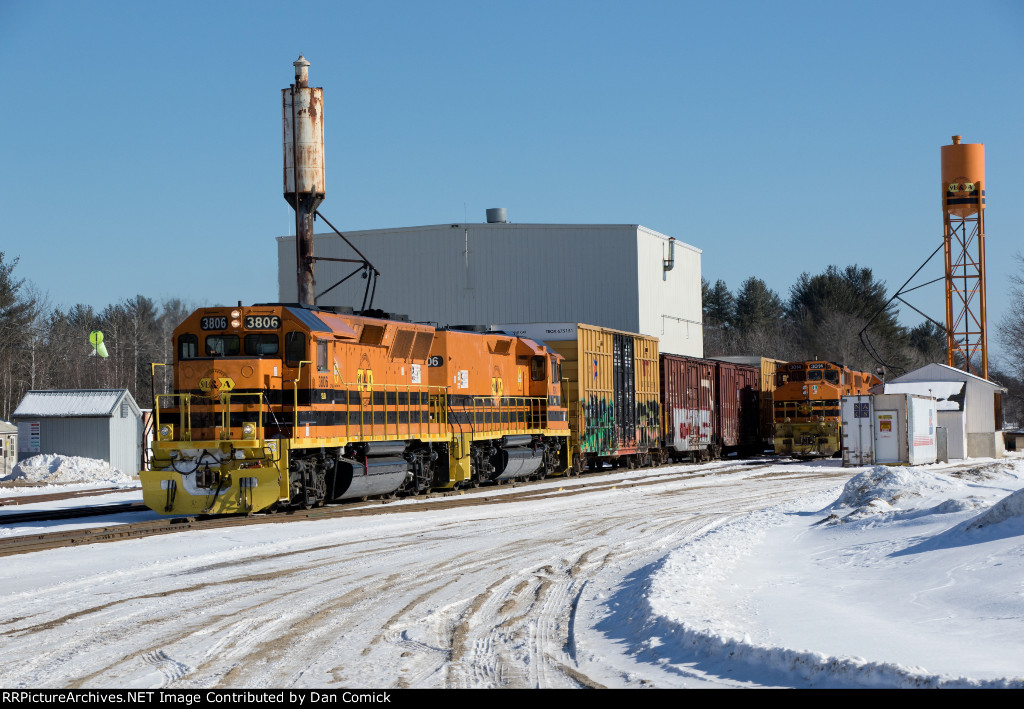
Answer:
[[703, 263, 1023, 424], [0, 252, 192, 419], [1, 251, 1021, 425]]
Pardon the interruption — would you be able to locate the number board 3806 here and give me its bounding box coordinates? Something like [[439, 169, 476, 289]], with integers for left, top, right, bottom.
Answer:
[[245, 315, 281, 330], [201, 316, 227, 330]]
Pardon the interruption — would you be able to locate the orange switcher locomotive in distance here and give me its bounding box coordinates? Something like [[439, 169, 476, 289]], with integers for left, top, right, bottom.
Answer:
[[772, 360, 881, 457], [140, 304, 570, 515]]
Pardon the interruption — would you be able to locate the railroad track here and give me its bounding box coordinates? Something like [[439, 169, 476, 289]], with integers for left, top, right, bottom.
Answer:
[[0, 502, 147, 525], [0, 459, 788, 558]]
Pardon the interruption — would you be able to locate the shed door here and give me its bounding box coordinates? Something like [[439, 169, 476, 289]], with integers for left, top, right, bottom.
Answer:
[[874, 410, 898, 463]]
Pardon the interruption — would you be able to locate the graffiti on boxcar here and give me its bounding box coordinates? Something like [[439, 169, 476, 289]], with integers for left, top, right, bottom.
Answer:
[[636, 399, 660, 449], [581, 395, 616, 455]]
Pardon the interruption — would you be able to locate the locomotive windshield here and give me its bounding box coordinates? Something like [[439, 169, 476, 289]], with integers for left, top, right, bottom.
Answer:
[[178, 334, 198, 360], [205, 335, 240, 357], [245, 334, 279, 356]]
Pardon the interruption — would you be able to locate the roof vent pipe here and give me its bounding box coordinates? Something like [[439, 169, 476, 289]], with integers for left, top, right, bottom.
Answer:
[[486, 208, 508, 223]]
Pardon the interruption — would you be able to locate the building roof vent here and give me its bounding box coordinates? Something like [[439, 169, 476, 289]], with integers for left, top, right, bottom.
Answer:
[[486, 208, 508, 223]]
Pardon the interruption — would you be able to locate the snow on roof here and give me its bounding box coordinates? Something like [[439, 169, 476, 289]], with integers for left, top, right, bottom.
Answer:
[[882, 380, 966, 411], [0, 419, 16, 434], [12, 389, 136, 418]]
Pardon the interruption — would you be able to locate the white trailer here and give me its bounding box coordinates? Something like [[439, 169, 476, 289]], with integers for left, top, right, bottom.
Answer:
[[841, 393, 937, 467]]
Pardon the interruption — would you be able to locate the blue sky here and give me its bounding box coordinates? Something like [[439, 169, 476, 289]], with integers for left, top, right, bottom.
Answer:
[[1, 0, 1022, 364]]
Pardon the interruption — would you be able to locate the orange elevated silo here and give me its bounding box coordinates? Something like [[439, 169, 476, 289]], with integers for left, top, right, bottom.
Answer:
[[941, 135, 985, 217], [941, 135, 987, 378]]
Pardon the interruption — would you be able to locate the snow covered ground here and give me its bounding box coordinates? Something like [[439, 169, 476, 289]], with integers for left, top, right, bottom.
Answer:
[[1, 454, 1022, 688]]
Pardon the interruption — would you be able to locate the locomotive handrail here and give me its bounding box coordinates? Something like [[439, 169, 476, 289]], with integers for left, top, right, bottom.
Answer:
[[154, 392, 193, 443], [292, 360, 312, 431], [351, 382, 448, 441], [154, 391, 266, 444], [220, 392, 264, 441], [467, 395, 550, 433]]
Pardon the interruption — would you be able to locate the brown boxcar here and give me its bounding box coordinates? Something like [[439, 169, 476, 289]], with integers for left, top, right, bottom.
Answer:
[[712, 355, 783, 448], [713, 359, 762, 454], [660, 353, 716, 461]]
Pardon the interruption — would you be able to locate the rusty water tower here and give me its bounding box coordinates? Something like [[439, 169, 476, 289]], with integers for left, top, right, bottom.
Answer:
[[283, 55, 325, 308], [941, 135, 988, 379]]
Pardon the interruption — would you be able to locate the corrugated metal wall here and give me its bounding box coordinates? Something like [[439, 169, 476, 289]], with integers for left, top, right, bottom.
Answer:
[[108, 404, 144, 475], [278, 223, 702, 357], [29, 417, 111, 463]]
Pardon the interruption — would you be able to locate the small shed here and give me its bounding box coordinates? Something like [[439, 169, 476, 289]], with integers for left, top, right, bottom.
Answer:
[[841, 393, 937, 466], [0, 419, 17, 477], [879, 364, 1007, 459], [12, 389, 144, 476]]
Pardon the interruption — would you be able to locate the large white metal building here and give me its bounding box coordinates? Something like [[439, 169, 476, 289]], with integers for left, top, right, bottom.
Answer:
[[277, 217, 703, 357]]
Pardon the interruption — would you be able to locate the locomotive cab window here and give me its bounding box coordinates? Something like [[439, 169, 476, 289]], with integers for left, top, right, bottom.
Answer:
[[285, 332, 306, 366], [244, 334, 279, 356], [205, 335, 239, 357], [824, 370, 840, 385], [317, 340, 329, 372], [550, 355, 561, 384], [178, 334, 198, 360], [530, 355, 546, 382], [807, 370, 822, 381]]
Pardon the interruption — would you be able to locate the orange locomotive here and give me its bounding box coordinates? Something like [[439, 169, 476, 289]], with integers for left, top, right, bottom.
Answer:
[[140, 304, 570, 515], [772, 360, 880, 457]]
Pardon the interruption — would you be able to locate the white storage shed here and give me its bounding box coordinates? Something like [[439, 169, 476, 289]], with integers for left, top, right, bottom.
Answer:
[[12, 389, 144, 476], [841, 393, 937, 466], [880, 364, 1006, 459], [278, 219, 704, 358]]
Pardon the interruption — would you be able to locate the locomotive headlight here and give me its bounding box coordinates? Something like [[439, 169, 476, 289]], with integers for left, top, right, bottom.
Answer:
[[231, 319, 241, 328], [158, 424, 173, 441], [242, 423, 256, 440], [231, 309, 241, 318]]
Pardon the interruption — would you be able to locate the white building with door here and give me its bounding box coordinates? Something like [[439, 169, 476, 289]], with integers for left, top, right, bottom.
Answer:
[[879, 364, 1006, 459], [12, 389, 144, 475]]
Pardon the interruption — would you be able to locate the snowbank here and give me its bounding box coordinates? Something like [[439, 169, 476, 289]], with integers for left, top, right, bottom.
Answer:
[[3, 454, 138, 486], [638, 460, 1024, 687]]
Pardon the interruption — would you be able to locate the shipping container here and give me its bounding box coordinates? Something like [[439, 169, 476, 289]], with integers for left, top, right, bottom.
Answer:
[[542, 323, 660, 469], [660, 353, 716, 461], [841, 393, 938, 466], [713, 360, 761, 454]]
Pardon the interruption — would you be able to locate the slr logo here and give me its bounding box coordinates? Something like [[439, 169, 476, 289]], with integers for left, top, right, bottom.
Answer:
[[199, 370, 235, 398]]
